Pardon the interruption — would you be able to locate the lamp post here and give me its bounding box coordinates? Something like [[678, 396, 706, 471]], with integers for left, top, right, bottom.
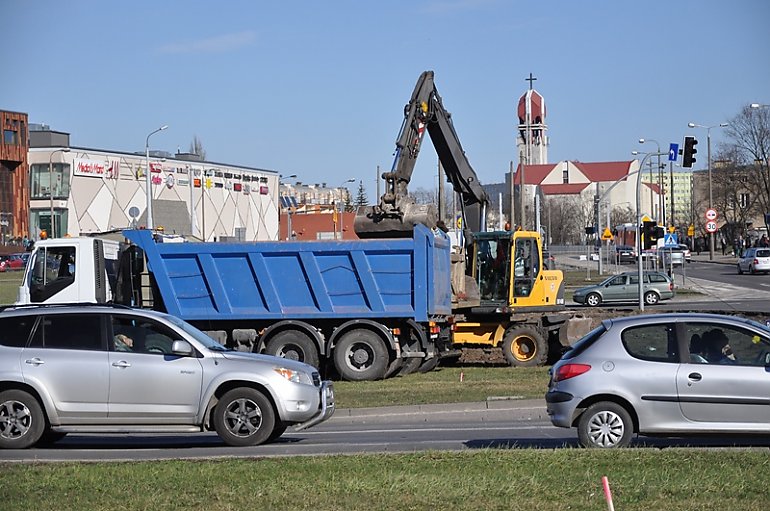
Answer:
[[687, 122, 729, 260], [337, 178, 355, 239], [636, 151, 666, 312], [639, 139, 662, 223], [49, 148, 71, 238], [279, 174, 298, 240], [145, 125, 168, 230]]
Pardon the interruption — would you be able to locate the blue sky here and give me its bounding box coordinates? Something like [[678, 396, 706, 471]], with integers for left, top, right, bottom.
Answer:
[[3, 0, 768, 199]]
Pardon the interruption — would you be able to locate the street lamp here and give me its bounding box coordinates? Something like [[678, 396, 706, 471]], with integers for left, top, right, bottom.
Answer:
[[279, 174, 298, 240], [639, 139, 663, 223], [636, 150, 666, 312], [49, 148, 71, 238], [337, 178, 355, 239], [145, 125, 168, 230], [687, 121, 729, 260]]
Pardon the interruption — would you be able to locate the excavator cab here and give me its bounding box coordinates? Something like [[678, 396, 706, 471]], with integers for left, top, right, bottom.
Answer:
[[469, 230, 564, 310]]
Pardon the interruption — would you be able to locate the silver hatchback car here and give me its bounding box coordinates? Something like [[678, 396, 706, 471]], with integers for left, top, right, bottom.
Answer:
[[572, 271, 674, 307], [546, 313, 770, 448], [0, 304, 334, 449]]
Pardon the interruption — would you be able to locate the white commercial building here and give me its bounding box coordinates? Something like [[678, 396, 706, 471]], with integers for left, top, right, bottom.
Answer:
[[28, 128, 279, 241]]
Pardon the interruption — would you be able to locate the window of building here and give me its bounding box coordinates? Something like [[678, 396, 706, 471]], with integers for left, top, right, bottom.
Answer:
[[3, 129, 18, 145], [30, 163, 71, 200]]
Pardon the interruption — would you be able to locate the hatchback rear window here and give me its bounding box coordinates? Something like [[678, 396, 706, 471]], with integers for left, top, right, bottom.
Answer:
[[756, 249, 770, 258], [622, 323, 678, 362], [561, 323, 607, 360]]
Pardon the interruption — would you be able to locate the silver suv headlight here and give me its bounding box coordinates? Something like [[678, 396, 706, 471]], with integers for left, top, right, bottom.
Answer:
[[273, 367, 313, 385]]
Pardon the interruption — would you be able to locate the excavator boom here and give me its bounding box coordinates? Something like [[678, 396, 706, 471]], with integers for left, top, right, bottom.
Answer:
[[355, 71, 488, 238]]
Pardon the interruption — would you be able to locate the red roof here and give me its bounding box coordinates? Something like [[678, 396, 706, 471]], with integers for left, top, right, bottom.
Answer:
[[513, 163, 554, 185], [540, 183, 590, 195], [574, 161, 633, 182], [517, 89, 546, 124], [644, 182, 661, 194]]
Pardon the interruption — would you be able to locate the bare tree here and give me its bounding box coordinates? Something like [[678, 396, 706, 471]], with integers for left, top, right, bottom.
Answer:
[[723, 105, 770, 220], [189, 135, 207, 160], [545, 196, 588, 245], [610, 205, 636, 228]]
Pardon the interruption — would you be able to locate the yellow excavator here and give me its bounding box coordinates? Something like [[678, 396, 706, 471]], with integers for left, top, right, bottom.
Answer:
[[355, 71, 569, 366]]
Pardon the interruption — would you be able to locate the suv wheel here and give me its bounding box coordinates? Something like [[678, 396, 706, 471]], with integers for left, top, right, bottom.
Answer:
[[644, 291, 660, 305], [213, 388, 276, 447], [577, 401, 633, 448], [585, 293, 602, 307], [0, 390, 45, 449]]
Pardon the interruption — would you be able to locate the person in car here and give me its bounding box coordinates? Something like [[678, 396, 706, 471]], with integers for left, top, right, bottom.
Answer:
[[703, 329, 736, 364], [114, 333, 134, 352]]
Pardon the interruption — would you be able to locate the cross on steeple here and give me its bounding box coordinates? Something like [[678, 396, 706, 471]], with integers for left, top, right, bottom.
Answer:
[[525, 72, 537, 90]]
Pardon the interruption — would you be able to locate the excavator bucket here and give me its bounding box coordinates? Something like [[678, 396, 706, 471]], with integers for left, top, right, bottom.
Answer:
[[354, 202, 438, 239]]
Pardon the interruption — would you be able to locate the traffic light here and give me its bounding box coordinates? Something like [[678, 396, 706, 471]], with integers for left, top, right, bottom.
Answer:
[[642, 221, 655, 250], [682, 136, 698, 168]]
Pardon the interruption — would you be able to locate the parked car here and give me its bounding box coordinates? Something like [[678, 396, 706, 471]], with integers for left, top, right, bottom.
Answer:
[[613, 245, 637, 264], [572, 271, 674, 307], [737, 247, 770, 275], [546, 313, 770, 448], [657, 246, 685, 267], [0, 253, 26, 272], [677, 244, 692, 263], [0, 303, 335, 449]]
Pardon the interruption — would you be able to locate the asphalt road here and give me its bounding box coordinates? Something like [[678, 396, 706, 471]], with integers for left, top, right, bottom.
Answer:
[[3, 400, 770, 463]]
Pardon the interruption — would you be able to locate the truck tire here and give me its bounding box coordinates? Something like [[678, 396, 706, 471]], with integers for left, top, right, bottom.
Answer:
[[501, 326, 547, 367], [0, 389, 45, 449], [333, 329, 389, 381], [397, 333, 423, 376], [265, 330, 320, 369], [417, 356, 439, 373], [213, 387, 276, 447]]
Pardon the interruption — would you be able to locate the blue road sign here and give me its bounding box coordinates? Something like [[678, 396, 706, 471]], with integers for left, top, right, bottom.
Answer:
[[669, 143, 679, 161], [664, 233, 678, 246]]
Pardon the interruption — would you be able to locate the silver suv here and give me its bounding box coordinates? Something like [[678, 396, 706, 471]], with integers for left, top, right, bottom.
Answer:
[[0, 304, 334, 449]]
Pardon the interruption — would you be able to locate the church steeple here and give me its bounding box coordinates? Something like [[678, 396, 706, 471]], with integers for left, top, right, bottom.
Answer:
[[517, 74, 548, 165]]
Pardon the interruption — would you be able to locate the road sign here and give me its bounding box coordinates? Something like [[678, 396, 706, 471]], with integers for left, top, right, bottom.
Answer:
[[669, 143, 679, 161], [688, 224, 695, 236], [705, 208, 718, 221], [601, 227, 613, 240], [705, 221, 718, 233], [664, 233, 678, 246]]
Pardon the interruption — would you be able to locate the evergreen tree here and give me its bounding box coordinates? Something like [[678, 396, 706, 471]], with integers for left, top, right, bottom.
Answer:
[[354, 180, 369, 208]]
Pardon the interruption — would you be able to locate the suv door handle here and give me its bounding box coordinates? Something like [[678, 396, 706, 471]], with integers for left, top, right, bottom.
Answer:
[[112, 361, 131, 368], [25, 358, 45, 366], [688, 372, 702, 381]]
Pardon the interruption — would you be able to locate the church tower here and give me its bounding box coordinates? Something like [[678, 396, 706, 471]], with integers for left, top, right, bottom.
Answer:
[[516, 74, 548, 165]]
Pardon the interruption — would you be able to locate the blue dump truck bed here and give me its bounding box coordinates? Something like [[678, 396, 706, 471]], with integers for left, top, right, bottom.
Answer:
[[122, 225, 452, 323]]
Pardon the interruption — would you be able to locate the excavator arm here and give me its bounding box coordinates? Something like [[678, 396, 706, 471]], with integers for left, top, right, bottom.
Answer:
[[354, 71, 488, 238]]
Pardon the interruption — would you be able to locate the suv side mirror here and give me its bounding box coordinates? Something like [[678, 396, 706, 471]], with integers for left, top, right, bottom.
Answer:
[[171, 340, 194, 357]]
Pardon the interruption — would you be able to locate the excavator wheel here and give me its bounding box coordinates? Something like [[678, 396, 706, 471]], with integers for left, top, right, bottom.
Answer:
[[501, 326, 548, 367]]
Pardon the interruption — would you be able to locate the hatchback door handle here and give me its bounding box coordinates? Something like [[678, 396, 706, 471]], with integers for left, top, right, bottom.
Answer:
[[112, 361, 131, 368], [688, 372, 702, 381], [25, 358, 45, 366]]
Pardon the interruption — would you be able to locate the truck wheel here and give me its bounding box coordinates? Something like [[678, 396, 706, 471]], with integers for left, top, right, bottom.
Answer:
[[0, 390, 45, 449], [213, 388, 276, 447], [418, 356, 439, 373], [577, 401, 634, 448], [501, 326, 547, 367], [334, 329, 389, 381], [265, 330, 320, 369], [398, 333, 423, 376]]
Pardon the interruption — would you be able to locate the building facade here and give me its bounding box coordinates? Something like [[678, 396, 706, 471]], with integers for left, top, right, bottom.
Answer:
[[0, 110, 29, 244], [28, 127, 280, 242]]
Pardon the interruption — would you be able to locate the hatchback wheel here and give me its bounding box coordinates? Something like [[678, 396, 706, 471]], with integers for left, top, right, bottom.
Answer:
[[644, 291, 659, 305], [577, 402, 633, 448], [585, 293, 602, 307]]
